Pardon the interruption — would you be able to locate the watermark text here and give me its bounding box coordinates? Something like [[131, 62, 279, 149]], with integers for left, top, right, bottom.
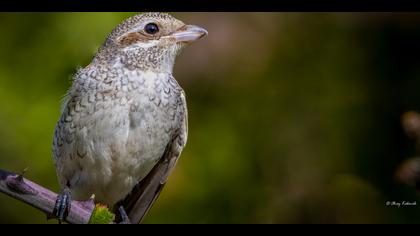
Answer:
[[385, 201, 417, 208]]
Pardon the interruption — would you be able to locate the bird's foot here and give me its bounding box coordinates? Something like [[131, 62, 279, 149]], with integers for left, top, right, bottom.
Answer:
[[52, 186, 72, 224], [118, 206, 131, 224]]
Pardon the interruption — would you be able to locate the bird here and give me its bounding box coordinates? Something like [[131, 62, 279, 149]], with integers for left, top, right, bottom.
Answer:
[[51, 12, 207, 224]]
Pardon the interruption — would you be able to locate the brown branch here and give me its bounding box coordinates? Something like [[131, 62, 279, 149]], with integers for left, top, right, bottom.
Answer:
[[0, 168, 94, 224]]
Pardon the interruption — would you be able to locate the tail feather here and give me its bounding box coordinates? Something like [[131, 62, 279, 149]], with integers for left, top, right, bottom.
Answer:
[[113, 142, 177, 224]]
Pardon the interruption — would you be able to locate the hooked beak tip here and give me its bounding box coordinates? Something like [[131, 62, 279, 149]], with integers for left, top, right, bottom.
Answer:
[[172, 25, 208, 43]]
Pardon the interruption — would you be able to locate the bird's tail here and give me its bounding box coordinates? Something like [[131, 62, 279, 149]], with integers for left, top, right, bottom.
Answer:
[[113, 144, 173, 224]]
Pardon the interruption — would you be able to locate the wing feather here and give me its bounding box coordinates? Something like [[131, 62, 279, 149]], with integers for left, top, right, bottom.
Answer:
[[114, 92, 188, 224]]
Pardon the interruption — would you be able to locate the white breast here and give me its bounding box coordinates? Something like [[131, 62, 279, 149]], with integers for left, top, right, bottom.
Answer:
[[53, 69, 185, 205]]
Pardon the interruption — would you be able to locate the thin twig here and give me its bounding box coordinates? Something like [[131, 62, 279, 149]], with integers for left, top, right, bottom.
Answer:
[[0, 168, 94, 224]]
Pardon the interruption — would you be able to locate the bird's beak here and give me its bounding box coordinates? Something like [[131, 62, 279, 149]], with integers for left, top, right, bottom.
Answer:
[[171, 25, 208, 43]]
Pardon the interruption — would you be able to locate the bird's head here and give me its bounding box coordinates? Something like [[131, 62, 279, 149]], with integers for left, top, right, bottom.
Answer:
[[95, 12, 208, 73]]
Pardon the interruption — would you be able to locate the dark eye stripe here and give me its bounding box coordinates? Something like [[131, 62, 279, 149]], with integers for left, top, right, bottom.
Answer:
[[144, 23, 159, 35]]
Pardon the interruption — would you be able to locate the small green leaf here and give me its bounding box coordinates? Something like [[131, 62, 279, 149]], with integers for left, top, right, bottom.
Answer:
[[88, 204, 115, 224]]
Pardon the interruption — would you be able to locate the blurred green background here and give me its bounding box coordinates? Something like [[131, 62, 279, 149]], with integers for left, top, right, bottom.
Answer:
[[1, 12, 420, 224]]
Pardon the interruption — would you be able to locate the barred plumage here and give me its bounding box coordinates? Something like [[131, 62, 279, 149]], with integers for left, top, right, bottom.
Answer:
[[52, 12, 206, 223]]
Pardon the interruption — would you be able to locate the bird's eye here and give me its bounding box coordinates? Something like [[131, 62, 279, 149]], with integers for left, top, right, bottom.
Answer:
[[144, 23, 159, 35]]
